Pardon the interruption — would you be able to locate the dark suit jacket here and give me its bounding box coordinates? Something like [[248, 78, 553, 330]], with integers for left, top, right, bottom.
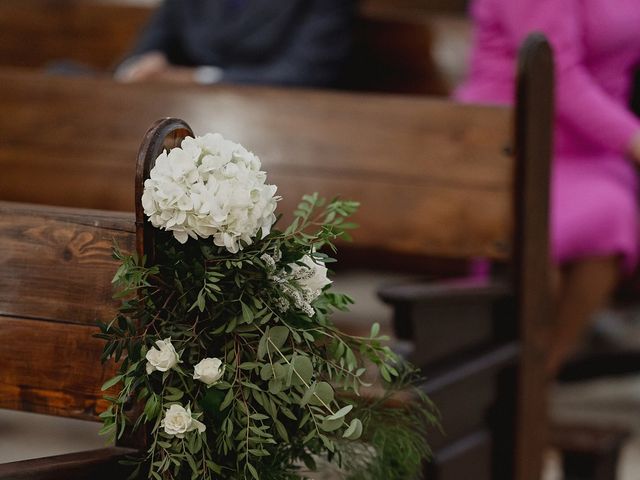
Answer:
[[131, 0, 354, 87]]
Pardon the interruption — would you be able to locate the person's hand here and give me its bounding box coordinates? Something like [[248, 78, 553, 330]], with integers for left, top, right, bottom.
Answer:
[[630, 131, 640, 164], [114, 51, 170, 83]]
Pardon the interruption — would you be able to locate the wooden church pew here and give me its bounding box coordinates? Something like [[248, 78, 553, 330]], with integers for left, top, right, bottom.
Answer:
[[0, 67, 511, 260], [0, 0, 152, 70], [0, 201, 138, 479], [0, 33, 553, 479], [0, 0, 472, 95]]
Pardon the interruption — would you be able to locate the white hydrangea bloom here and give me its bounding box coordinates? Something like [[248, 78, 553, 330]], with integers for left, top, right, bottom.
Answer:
[[142, 133, 279, 253]]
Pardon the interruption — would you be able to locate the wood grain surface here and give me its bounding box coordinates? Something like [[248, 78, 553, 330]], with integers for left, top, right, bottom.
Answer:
[[0, 202, 134, 326], [0, 70, 512, 259], [0, 203, 132, 420], [0, 0, 151, 70], [0, 447, 137, 480], [0, 316, 117, 419]]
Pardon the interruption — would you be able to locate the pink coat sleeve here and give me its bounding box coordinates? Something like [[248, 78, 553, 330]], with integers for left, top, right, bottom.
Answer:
[[506, 0, 640, 155]]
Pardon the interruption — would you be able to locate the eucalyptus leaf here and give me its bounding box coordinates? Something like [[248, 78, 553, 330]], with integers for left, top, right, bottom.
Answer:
[[320, 416, 344, 432], [308, 382, 334, 407], [342, 418, 363, 440], [267, 326, 289, 351], [327, 404, 353, 421], [290, 355, 313, 386]]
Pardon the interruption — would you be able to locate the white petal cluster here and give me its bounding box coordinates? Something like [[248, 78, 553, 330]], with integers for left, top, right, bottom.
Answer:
[[289, 255, 332, 303], [278, 255, 332, 317], [141, 133, 279, 253], [161, 404, 206, 438], [146, 338, 180, 374], [193, 357, 224, 386]]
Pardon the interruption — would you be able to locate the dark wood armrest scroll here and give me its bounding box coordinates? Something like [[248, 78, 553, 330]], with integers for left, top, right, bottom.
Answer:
[[135, 117, 194, 264]]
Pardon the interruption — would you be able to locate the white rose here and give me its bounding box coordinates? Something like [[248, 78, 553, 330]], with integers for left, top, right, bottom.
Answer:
[[193, 358, 225, 386], [161, 404, 206, 438], [289, 255, 332, 301], [145, 338, 180, 374]]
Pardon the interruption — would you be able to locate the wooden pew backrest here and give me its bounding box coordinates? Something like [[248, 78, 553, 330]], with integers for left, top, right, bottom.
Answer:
[[349, 5, 471, 94], [0, 71, 512, 261], [362, 0, 469, 15], [0, 0, 471, 95], [0, 202, 134, 420], [0, 0, 152, 70]]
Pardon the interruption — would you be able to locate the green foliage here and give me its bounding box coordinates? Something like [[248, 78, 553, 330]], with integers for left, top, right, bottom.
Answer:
[[97, 195, 435, 479]]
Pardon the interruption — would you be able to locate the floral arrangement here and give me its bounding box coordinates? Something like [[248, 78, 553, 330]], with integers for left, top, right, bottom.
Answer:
[[97, 133, 435, 479]]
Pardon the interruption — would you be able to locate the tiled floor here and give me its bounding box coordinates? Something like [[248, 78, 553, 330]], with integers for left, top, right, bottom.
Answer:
[[549, 374, 640, 480], [0, 409, 106, 463]]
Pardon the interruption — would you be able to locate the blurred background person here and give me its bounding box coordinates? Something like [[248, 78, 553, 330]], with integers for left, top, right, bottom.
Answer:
[[115, 0, 354, 88], [455, 0, 640, 376]]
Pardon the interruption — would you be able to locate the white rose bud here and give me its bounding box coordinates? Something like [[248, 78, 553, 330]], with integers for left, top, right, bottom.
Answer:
[[161, 404, 206, 438], [145, 338, 180, 374], [193, 358, 225, 386]]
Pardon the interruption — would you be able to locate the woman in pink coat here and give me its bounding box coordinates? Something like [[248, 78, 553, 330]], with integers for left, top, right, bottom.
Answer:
[[456, 0, 640, 375]]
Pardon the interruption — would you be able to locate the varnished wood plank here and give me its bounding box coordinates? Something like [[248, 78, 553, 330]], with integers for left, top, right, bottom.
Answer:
[[0, 317, 116, 420], [363, 0, 469, 15], [0, 70, 511, 187], [271, 171, 512, 259], [0, 202, 134, 325], [0, 0, 151, 70], [0, 70, 513, 259]]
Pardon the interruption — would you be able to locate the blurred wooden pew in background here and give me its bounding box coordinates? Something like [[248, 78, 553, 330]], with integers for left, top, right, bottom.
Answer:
[[0, 0, 152, 70], [0, 0, 472, 95]]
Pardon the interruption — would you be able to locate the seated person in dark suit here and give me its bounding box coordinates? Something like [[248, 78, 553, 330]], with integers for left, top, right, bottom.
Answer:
[[116, 0, 354, 87]]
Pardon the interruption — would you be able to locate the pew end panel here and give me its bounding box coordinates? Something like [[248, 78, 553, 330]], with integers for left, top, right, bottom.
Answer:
[[377, 34, 554, 480], [0, 28, 550, 479], [0, 121, 208, 477]]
